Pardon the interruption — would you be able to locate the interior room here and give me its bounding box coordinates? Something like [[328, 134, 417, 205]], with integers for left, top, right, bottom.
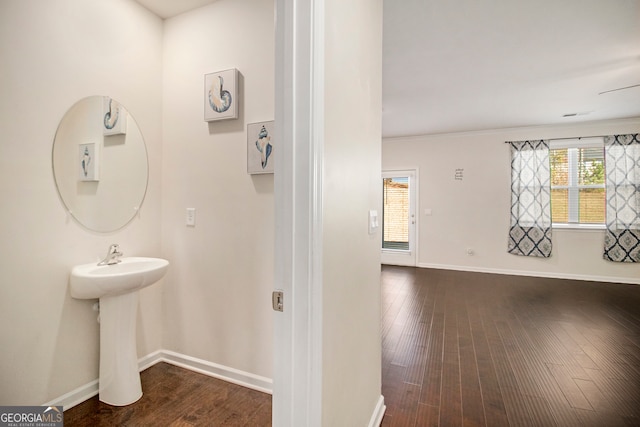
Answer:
[[0, 0, 277, 416], [379, 1, 640, 424], [1, 0, 383, 425], [0, 0, 638, 426]]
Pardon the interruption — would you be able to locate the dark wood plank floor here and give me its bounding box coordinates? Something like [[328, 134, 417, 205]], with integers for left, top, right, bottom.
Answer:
[[64, 362, 272, 426], [64, 266, 640, 426], [380, 265, 640, 427]]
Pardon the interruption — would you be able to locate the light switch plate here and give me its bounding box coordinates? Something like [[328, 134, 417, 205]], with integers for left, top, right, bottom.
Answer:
[[368, 210, 379, 235], [186, 208, 196, 226]]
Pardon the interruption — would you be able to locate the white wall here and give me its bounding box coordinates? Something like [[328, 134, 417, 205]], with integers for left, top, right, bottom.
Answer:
[[383, 118, 640, 284], [322, 0, 383, 424], [161, 0, 274, 378], [0, 0, 164, 405]]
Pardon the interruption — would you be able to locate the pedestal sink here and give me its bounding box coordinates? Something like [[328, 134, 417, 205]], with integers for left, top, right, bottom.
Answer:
[[70, 257, 169, 406]]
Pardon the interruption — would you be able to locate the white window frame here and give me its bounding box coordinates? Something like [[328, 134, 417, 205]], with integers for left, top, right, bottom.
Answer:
[[549, 137, 606, 230]]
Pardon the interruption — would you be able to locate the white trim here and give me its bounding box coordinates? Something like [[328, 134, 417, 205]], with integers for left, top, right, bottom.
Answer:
[[274, 0, 324, 425], [43, 379, 99, 410], [309, 0, 325, 424], [417, 262, 640, 285], [273, 0, 296, 423], [44, 350, 273, 410], [367, 395, 386, 427], [137, 348, 165, 371], [549, 137, 604, 150], [381, 249, 413, 255], [552, 223, 606, 230], [147, 350, 273, 394]]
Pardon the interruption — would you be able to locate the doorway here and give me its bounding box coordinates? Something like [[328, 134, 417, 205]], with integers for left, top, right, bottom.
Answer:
[[381, 170, 417, 266]]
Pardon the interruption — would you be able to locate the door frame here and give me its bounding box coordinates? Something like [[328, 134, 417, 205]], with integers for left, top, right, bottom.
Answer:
[[381, 169, 418, 267], [273, 0, 324, 425]]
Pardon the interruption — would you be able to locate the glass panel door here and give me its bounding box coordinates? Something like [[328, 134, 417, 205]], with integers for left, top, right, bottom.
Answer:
[[383, 176, 410, 250], [381, 170, 417, 266]]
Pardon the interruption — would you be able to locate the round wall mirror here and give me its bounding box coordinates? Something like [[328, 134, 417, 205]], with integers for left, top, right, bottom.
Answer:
[[52, 96, 148, 232]]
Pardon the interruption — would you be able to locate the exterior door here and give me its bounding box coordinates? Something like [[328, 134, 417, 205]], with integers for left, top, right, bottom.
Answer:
[[381, 170, 417, 266]]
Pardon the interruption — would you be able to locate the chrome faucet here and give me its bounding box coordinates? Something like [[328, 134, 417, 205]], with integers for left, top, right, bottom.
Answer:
[[98, 244, 123, 266]]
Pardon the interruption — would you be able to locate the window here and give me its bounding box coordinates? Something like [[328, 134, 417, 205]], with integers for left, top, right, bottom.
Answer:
[[550, 138, 605, 227]]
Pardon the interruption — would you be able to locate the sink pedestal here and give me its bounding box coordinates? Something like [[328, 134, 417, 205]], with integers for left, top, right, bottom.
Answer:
[[69, 257, 169, 406], [99, 291, 142, 406]]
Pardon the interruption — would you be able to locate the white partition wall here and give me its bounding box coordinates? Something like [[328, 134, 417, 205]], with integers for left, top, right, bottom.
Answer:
[[274, 0, 385, 425]]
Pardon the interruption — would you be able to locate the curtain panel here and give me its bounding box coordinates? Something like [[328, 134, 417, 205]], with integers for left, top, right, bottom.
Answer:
[[603, 134, 640, 263], [507, 140, 553, 257]]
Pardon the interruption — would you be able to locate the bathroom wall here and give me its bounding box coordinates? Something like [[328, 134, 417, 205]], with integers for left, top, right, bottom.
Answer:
[[161, 0, 274, 379], [0, 0, 164, 405], [382, 118, 640, 284]]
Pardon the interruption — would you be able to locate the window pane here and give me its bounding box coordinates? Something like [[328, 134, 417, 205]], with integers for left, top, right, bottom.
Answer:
[[551, 189, 569, 223], [550, 149, 568, 186], [382, 177, 409, 250], [578, 188, 605, 223], [577, 147, 605, 186]]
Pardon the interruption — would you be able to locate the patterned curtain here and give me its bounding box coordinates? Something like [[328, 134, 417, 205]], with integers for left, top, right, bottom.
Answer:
[[507, 140, 552, 257], [603, 134, 640, 263]]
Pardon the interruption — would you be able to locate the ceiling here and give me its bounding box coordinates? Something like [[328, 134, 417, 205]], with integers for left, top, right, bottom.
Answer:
[[382, 0, 640, 137], [137, 0, 640, 138], [133, 0, 218, 19]]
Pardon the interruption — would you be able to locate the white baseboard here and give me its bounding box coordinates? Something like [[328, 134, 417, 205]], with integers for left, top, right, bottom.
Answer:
[[43, 379, 99, 410], [417, 262, 640, 285], [368, 395, 386, 427], [46, 349, 273, 410], [149, 350, 273, 395]]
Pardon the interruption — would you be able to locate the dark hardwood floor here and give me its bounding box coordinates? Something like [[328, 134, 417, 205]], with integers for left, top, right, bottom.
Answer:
[[380, 266, 640, 427], [64, 362, 272, 426], [65, 266, 640, 426]]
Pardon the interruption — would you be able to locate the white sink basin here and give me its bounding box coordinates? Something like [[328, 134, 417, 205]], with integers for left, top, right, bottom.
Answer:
[[70, 257, 169, 299]]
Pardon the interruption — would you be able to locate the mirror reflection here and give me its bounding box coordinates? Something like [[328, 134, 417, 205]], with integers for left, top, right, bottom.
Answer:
[[52, 96, 148, 232]]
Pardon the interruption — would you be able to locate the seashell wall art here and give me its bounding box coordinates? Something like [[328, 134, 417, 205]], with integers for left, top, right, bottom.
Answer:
[[103, 97, 127, 135], [204, 69, 239, 121], [247, 121, 274, 174]]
